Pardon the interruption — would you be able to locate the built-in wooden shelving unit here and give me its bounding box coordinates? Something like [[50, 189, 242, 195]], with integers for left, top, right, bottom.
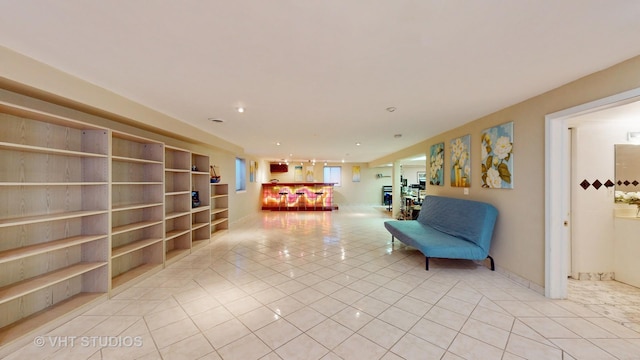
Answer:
[[110, 131, 164, 293], [0, 101, 229, 353], [191, 153, 211, 251], [0, 102, 110, 347], [211, 183, 229, 237], [164, 146, 192, 264]]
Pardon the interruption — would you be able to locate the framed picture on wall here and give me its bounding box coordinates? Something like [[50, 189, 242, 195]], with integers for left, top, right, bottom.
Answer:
[[450, 134, 470, 187], [352, 166, 361, 182], [294, 165, 303, 181], [481, 121, 513, 189], [429, 142, 444, 186]]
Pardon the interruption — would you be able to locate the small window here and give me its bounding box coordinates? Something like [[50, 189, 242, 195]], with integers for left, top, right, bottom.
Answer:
[[323, 166, 341, 187], [235, 157, 246, 191]]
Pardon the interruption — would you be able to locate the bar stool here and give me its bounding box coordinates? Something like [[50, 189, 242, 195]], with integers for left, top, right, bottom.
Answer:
[[314, 187, 324, 210], [295, 190, 305, 210], [278, 191, 288, 211]]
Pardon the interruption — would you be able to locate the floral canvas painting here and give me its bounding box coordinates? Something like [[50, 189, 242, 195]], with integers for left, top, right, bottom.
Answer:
[[429, 142, 444, 186], [481, 121, 513, 189], [450, 135, 470, 187], [352, 165, 360, 182], [294, 165, 303, 181]]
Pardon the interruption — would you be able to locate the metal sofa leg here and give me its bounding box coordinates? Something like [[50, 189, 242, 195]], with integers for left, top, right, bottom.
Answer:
[[391, 235, 394, 243], [487, 255, 495, 271], [425, 256, 429, 271]]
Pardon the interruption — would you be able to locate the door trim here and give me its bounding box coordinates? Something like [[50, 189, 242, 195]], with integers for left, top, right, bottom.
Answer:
[[545, 87, 640, 298]]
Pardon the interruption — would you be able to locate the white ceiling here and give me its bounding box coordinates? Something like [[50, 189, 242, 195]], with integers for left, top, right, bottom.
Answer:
[[1, 1, 640, 164]]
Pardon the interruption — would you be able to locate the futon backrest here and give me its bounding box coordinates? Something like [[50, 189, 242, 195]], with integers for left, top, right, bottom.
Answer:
[[417, 195, 498, 254]]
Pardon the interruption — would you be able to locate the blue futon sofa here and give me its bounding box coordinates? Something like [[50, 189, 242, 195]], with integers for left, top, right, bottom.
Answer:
[[384, 195, 498, 270]]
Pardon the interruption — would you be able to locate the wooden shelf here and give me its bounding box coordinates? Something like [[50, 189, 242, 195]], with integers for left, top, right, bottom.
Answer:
[[0, 182, 108, 186], [211, 207, 229, 215], [165, 211, 191, 220], [191, 222, 209, 231], [165, 229, 190, 241], [111, 263, 162, 290], [0, 210, 108, 228], [211, 194, 228, 199], [112, 181, 163, 185], [191, 206, 210, 214], [166, 248, 190, 263], [166, 191, 190, 196], [112, 202, 163, 212], [211, 218, 228, 227], [191, 239, 209, 251], [111, 155, 163, 165], [0, 235, 106, 264], [111, 237, 164, 259], [0, 292, 106, 349], [165, 168, 190, 173], [112, 220, 163, 235], [0, 262, 107, 305], [0, 141, 107, 158]]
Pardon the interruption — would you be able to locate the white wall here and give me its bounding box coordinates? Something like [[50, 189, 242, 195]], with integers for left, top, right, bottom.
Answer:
[[571, 118, 640, 278]]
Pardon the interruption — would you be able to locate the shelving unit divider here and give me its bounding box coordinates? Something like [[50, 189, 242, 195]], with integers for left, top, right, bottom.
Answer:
[[109, 131, 165, 294], [211, 183, 229, 237], [191, 152, 211, 251], [164, 146, 192, 264]]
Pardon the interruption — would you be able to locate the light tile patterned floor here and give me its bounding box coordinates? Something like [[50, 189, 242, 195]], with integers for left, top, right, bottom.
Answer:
[[6, 206, 640, 359]]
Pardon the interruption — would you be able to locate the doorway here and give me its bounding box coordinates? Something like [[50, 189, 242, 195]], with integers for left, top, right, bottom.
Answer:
[[545, 87, 640, 299]]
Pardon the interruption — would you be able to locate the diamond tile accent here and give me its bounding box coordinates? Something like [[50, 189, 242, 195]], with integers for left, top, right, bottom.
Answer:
[[580, 180, 590, 190], [592, 180, 602, 189]]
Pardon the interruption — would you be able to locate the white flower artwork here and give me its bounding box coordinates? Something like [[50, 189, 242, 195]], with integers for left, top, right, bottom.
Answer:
[[481, 122, 514, 189]]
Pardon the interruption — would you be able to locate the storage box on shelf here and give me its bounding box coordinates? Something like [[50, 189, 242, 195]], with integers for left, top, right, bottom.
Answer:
[[191, 153, 211, 250], [211, 183, 229, 237], [110, 131, 164, 292], [164, 146, 192, 264], [0, 102, 110, 348]]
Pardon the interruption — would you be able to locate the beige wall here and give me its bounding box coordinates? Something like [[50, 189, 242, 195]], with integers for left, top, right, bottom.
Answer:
[[372, 55, 640, 288], [4, 44, 640, 289]]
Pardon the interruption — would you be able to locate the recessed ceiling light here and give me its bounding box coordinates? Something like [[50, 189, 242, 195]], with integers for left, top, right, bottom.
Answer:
[[386, 107, 396, 112], [356, 142, 361, 146], [208, 118, 224, 123], [276, 142, 281, 146], [394, 134, 402, 138], [237, 107, 245, 113]]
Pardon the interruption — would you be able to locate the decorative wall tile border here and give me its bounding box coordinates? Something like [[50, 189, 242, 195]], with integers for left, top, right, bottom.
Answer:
[[579, 178, 639, 190]]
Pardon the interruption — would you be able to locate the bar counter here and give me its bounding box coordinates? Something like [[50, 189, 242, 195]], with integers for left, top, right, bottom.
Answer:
[[262, 182, 337, 211]]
